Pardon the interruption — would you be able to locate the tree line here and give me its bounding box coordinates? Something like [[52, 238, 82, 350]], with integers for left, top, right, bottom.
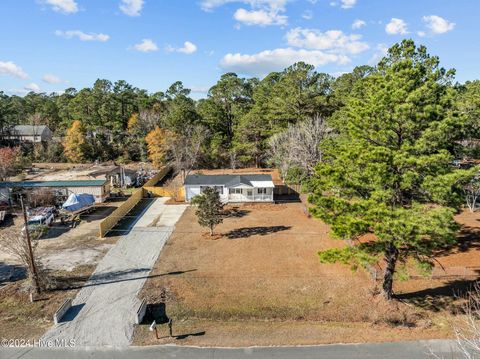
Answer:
[[0, 61, 364, 171], [2, 45, 478, 178]]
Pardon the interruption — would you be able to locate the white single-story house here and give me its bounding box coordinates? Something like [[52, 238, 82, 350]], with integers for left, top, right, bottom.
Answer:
[[3, 125, 53, 143], [184, 174, 275, 203]]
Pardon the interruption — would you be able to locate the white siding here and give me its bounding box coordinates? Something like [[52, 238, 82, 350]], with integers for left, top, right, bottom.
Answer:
[[186, 185, 201, 202], [185, 185, 273, 203], [185, 185, 228, 202]]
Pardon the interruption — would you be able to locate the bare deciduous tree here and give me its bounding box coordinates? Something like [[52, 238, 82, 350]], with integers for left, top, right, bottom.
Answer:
[[269, 115, 332, 180], [26, 189, 56, 208], [453, 284, 480, 359], [0, 226, 47, 293], [168, 124, 209, 181], [463, 178, 480, 213], [137, 109, 161, 135]]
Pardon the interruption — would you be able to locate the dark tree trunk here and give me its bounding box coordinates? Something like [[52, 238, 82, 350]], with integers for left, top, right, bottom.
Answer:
[[382, 243, 399, 300]]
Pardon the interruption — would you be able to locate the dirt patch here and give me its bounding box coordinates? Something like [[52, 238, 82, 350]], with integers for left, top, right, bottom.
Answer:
[[39, 245, 113, 272]]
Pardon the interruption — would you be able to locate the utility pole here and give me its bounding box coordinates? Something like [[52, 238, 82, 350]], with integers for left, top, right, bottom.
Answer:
[[20, 195, 40, 295]]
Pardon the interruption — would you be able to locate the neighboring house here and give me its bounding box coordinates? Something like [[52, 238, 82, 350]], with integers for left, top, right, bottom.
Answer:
[[0, 179, 110, 204], [184, 174, 275, 203], [4, 125, 53, 143]]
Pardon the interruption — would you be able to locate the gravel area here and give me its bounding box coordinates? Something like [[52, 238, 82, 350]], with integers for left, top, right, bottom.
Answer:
[[42, 198, 187, 347]]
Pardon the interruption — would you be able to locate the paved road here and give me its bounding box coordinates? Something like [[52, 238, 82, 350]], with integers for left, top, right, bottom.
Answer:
[[1, 340, 464, 359], [41, 198, 187, 347]]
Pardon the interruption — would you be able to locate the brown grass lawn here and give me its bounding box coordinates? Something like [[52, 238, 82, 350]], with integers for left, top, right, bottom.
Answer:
[[134, 203, 480, 346]]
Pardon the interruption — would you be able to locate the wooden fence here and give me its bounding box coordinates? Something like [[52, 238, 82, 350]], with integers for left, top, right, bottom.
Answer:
[[98, 187, 144, 238], [98, 166, 172, 238], [143, 186, 185, 201], [274, 184, 302, 196]]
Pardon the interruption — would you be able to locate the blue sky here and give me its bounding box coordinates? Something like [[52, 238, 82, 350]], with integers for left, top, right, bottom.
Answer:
[[0, 0, 478, 98]]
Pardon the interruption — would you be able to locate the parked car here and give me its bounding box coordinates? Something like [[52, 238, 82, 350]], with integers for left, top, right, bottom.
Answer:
[[22, 206, 55, 233]]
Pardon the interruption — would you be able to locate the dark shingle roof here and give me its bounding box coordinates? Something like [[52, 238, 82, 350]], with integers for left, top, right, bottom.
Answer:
[[184, 174, 272, 187], [0, 180, 106, 188], [12, 125, 50, 136]]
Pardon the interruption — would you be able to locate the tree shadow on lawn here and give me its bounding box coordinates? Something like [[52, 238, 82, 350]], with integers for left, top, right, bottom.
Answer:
[[395, 278, 480, 313], [434, 225, 480, 256], [225, 225, 291, 239], [54, 268, 197, 291], [223, 207, 250, 218]]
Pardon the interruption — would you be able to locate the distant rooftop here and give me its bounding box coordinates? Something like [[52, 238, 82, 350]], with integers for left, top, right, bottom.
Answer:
[[11, 125, 50, 136], [0, 180, 107, 188], [185, 174, 274, 187]]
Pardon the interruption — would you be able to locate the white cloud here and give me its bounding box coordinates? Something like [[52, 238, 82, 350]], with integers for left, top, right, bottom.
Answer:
[[166, 41, 198, 54], [119, 0, 144, 16], [234, 8, 287, 26], [330, 0, 356, 9], [352, 19, 366, 29], [43, 0, 78, 14], [24, 83, 41, 93], [133, 39, 158, 52], [42, 74, 61, 84], [220, 48, 349, 76], [422, 15, 455, 34], [286, 28, 369, 54], [385, 18, 408, 35], [55, 30, 110, 42], [417, 31, 426, 37], [201, 0, 288, 26], [0, 61, 28, 79], [302, 10, 313, 20], [201, 0, 288, 11], [340, 0, 356, 9]]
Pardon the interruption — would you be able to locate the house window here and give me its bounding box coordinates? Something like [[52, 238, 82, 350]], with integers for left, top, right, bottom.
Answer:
[[229, 188, 242, 194], [257, 188, 267, 194]]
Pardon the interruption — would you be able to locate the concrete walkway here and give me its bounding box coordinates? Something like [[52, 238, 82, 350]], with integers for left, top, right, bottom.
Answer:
[[42, 198, 187, 348], [1, 340, 464, 359]]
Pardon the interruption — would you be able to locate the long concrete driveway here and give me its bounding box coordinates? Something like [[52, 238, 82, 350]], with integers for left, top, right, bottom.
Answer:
[[42, 198, 187, 348], [1, 340, 464, 359]]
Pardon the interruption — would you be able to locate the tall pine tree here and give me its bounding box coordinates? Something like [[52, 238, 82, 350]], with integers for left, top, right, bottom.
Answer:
[[309, 40, 473, 300]]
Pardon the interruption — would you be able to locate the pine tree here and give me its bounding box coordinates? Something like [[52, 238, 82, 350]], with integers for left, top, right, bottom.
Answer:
[[309, 40, 473, 300], [192, 187, 224, 236]]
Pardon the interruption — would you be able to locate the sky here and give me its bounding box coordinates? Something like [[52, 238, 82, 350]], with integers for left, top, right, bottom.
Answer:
[[0, 0, 478, 98]]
